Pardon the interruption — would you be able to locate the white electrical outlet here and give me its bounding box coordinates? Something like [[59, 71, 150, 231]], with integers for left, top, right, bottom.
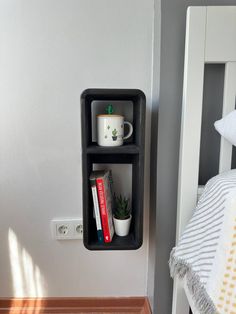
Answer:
[[58, 224, 69, 235], [51, 218, 83, 240], [75, 223, 83, 238]]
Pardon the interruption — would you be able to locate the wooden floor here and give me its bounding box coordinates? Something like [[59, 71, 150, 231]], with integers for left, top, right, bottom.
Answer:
[[0, 297, 151, 314]]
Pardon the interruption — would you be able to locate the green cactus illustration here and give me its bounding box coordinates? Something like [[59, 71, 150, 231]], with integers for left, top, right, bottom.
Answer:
[[112, 129, 117, 136], [112, 128, 118, 141]]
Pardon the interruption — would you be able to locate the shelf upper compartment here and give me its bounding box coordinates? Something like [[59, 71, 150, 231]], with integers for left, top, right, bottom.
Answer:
[[86, 144, 140, 155]]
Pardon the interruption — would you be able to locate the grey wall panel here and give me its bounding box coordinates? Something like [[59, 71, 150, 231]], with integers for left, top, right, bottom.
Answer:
[[147, 0, 161, 310], [152, 2, 236, 314], [199, 64, 225, 185]]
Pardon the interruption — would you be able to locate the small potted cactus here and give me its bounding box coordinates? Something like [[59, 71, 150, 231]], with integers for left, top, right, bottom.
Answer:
[[113, 194, 131, 236]]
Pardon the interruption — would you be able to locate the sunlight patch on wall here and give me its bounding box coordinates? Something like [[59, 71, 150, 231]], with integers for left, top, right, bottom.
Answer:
[[8, 228, 46, 298]]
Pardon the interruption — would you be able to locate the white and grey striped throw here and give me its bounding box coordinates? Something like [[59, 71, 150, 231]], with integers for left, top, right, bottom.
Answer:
[[170, 169, 236, 314]]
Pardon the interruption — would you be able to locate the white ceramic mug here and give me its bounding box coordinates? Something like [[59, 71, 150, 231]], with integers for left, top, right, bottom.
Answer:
[[97, 115, 133, 147]]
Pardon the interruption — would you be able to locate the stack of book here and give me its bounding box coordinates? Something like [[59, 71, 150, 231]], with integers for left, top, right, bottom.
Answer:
[[89, 170, 114, 243]]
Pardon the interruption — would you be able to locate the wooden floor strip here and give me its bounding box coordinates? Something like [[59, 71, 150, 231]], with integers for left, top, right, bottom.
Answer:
[[0, 297, 151, 314]]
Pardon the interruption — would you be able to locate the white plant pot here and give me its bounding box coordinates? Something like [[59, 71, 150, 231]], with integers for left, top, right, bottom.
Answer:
[[113, 215, 132, 236]]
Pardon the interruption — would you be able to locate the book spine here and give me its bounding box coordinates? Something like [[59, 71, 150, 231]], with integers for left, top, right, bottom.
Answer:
[[96, 178, 111, 243], [90, 178, 104, 243], [106, 171, 114, 239]]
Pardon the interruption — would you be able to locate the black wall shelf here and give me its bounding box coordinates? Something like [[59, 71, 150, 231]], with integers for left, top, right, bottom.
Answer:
[[81, 89, 146, 250]]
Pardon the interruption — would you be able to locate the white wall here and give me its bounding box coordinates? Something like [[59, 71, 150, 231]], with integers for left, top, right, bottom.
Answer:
[[0, 0, 154, 297]]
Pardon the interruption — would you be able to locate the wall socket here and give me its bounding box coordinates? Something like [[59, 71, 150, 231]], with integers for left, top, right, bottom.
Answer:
[[51, 218, 83, 240]]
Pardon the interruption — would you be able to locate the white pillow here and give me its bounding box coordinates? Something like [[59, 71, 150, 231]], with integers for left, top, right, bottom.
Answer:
[[214, 110, 236, 147]]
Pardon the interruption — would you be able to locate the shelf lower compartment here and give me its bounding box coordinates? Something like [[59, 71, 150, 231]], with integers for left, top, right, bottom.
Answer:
[[84, 233, 142, 251], [86, 144, 140, 155]]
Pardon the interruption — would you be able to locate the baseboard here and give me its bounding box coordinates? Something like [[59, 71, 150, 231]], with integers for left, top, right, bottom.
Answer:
[[0, 297, 151, 313]]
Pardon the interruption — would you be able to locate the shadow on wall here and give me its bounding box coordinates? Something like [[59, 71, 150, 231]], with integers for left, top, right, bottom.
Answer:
[[8, 228, 46, 313]]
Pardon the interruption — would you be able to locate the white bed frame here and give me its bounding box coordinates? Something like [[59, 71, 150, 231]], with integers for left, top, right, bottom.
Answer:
[[172, 6, 236, 314]]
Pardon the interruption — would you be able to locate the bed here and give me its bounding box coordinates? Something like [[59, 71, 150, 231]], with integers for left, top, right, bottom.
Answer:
[[171, 6, 236, 314]]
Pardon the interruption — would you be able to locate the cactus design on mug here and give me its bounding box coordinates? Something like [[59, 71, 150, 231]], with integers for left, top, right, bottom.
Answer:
[[112, 128, 118, 141]]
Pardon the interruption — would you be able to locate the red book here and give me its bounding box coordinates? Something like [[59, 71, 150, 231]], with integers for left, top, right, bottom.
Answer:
[[95, 171, 114, 243]]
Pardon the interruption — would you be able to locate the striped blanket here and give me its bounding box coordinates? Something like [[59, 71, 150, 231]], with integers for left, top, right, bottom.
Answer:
[[170, 169, 236, 314]]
